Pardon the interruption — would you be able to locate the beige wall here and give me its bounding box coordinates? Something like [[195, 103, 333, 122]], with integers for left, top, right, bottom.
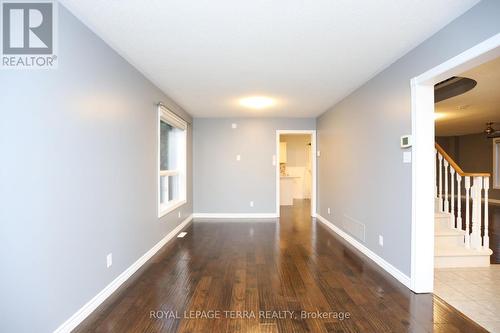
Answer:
[[281, 135, 311, 167], [437, 133, 500, 200]]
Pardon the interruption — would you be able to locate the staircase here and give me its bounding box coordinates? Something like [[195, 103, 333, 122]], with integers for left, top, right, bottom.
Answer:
[[434, 143, 493, 268]]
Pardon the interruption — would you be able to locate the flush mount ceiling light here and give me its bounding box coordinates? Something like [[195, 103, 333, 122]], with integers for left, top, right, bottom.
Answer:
[[239, 96, 275, 109]]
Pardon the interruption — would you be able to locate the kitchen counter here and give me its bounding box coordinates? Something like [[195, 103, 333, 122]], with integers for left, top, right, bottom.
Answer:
[[280, 176, 299, 206]]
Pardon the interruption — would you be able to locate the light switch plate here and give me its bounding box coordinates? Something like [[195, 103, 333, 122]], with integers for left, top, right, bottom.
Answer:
[[403, 151, 412, 163], [106, 253, 113, 268], [236, 154, 241, 161], [232, 123, 237, 129]]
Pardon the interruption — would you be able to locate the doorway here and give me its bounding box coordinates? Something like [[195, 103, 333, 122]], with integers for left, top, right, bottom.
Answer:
[[276, 130, 317, 217], [410, 33, 500, 293]]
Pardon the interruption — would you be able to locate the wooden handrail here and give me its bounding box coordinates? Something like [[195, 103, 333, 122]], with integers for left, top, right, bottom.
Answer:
[[435, 143, 490, 177]]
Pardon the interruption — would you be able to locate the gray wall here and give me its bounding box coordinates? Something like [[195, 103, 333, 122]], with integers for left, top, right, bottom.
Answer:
[[193, 118, 315, 214], [437, 134, 500, 200], [0, 6, 193, 333], [317, 0, 500, 276]]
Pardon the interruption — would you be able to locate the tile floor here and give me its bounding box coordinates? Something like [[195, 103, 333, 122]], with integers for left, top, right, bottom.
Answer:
[[435, 265, 500, 333]]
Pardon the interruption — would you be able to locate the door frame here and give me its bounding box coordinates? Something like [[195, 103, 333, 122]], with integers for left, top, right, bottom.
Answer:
[[410, 33, 500, 293], [276, 130, 317, 217]]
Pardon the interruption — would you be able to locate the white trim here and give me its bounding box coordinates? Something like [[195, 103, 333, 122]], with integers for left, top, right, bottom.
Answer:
[[159, 170, 180, 177], [159, 104, 187, 130], [410, 33, 500, 293], [485, 198, 500, 205], [157, 105, 188, 218], [275, 130, 317, 218], [193, 213, 278, 219], [316, 214, 411, 288], [53, 214, 193, 333], [158, 199, 187, 218]]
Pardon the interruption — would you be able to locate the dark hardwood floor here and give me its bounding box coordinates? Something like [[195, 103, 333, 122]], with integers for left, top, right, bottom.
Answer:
[[75, 200, 487, 333], [487, 204, 500, 263]]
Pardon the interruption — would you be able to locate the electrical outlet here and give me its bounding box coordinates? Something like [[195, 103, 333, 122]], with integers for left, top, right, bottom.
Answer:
[[250, 201, 254, 207], [106, 253, 113, 268], [379, 235, 384, 247], [272, 155, 276, 166], [178, 211, 181, 218], [232, 123, 237, 129], [327, 208, 331, 215], [236, 154, 241, 161], [317, 150, 321, 157]]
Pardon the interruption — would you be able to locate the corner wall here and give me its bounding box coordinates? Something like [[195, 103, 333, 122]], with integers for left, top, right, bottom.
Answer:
[[0, 6, 193, 333], [316, 0, 500, 276]]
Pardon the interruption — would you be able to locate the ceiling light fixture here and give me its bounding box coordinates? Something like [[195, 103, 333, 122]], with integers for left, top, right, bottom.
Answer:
[[239, 96, 275, 110], [484, 122, 500, 138]]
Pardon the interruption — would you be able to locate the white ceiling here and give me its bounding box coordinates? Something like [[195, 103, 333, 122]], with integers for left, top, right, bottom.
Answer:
[[61, 0, 479, 118], [436, 55, 500, 136]]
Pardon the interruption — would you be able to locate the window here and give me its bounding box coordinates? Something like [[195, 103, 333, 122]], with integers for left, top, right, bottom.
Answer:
[[158, 105, 187, 217], [494, 138, 500, 189]]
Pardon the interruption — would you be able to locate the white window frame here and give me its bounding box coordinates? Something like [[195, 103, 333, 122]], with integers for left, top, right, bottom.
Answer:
[[157, 105, 187, 217], [494, 138, 500, 189]]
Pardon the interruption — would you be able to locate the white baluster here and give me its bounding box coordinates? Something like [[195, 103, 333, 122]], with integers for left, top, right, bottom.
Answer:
[[444, 160, 449, 214], [484, 176, 490, 249], [438, 154, 443, 212], [456, 174, 462, 232], [471, 176, 483, 250], [464, 176, 471, 248], [450, 168, 456, 228]]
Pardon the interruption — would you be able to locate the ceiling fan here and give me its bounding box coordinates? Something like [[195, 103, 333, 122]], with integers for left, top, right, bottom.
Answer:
[[484, 122, 500, 138]]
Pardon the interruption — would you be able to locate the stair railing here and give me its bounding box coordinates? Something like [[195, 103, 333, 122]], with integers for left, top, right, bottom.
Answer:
[[435, 143, 490, 250]]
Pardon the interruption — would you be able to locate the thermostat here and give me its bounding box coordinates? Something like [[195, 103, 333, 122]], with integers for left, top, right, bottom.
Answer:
[[400, 135, 412, 148]]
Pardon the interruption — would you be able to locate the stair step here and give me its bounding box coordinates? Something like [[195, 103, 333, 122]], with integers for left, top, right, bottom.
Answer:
[[435, 212, 452, 229], [435, 246, 492, 257], [435, 228, 465, 236], [434, 246, 492, 268], [435, 228, 465, 247]]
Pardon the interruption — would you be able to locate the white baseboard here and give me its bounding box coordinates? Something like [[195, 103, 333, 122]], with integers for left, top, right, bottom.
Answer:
[[193, 213, 278, 219], [53, 214, 193, 333], [315, 214, 411, 289], [489, 198, 500, 205]]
